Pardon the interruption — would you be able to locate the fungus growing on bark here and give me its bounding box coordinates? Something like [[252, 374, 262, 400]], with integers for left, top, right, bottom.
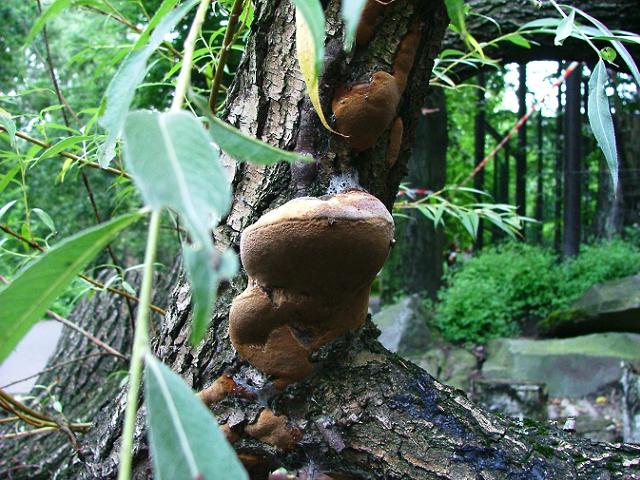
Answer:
[[332, 72, 401, 151], [392, 21, 422, 93], [229, 190, 394, 384], [197, 373, 256, 406], [245, 409, 303, 451], [332, 21, 422, 152], [355, 0, 387, 47]]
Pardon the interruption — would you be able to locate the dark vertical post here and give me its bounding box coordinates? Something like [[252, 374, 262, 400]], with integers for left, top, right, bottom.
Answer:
[[534, 112, 544, 243], [516, 64, 528, 221], [554, 63, 564, 253], [563, 64, 582, 257], [503, 141, 511, 205], [474, 72, 486, 248]]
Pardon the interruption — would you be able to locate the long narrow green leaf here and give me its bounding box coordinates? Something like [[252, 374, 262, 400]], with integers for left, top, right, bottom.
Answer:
[[144, 355, 248, 480], [123, 110, 236, 344], [25, 0, 73, 46], [123, 110, 230, 246], [133, 0, 181, 49], [0, 164, 21, 194], [554, 8, 575, 45], [569, 5, 640, 86], [39, 135, 92, 161], [341, 0, 367, 51], [0, 212, 142, 362], [0, 109, 16, 147], [588, 59, 619, 191], [292, 0, 325, 76], [98, 0, 199, 166], [190, 94, 310, 165]]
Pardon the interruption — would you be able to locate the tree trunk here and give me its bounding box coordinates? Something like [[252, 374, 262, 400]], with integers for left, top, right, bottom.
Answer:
[[533, 112, 544, 243], [563, 64, 582, 258], [4, 2, 640, 479], [381, 89, 447, 302]]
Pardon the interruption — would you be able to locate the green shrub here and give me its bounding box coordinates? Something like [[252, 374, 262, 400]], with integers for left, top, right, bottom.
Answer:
[[435, 239, 640, 344], [558, 239, 640, 303], [435, 243, 560, 343]]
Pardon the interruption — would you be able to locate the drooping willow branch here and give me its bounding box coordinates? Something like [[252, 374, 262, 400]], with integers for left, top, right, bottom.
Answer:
[[0, 126, 128, 178], [0, 224, 165, 316]]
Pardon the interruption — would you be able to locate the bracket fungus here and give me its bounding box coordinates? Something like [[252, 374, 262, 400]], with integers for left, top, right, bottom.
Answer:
[[229, 190, 394, 385], [332, 20, 422, 151], [332, 72, 401, 152]]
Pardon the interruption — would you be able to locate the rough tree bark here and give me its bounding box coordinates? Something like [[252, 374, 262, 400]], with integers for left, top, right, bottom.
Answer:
[[4, 1, 640, 479], [0, 265, 179, 478]]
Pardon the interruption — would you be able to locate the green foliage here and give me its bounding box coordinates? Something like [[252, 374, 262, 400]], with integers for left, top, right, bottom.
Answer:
[[99, 0, 199, 166], [436, 243, 559, 343], [0, 211, 142, 362], [558, 239, 640, 303], [144, 354, 248, 480], [436, 240, 640, 343]]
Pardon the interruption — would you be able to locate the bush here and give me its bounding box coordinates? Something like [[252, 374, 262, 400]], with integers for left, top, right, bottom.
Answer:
[[435, 239, 640, 344], [558, 239, 640, 303], [435, 243, 560, 343]]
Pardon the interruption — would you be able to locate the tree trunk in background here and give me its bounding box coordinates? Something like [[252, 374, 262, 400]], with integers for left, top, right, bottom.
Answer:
[[620, 113, 640, 227], [563, 64, 582, 257], [381, 89, 447, 302], [516, 63, 527, 222], [474, 72, 486, 249], [0, 264, 180, 477], [4, 2, 640, 479], [554, 64, 564, 252], [534, 112, 544, 243]]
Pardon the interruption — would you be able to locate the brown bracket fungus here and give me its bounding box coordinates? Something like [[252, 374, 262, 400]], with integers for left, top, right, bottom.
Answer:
[[245, 409, 303, 451], [386, 116, 404, 168], [332, 72, 401, 151], [355, 0, 388, 47], [332, 20, 422, 152], [229, 190, 394, 385]]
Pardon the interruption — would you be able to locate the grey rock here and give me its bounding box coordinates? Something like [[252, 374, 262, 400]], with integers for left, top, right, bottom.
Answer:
[[482, 333, 640, 397], [373, 294, 432, 355], [410, 347, 477, 391], [541, 274, 640, 337]]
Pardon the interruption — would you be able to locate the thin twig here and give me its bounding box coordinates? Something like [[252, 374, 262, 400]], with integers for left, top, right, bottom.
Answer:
[[0, 426, 56, 439], [0, 126, 129, 178], [46, 310, 128, 360], [0, 388, 91, 432], [36, 0, 137, 327], [0, 353, 110, 390], [208, 0, 246, 113], [0, 228, 166, 316]]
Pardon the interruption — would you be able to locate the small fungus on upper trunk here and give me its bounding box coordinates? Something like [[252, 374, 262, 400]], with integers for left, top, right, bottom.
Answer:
[[229, 190, 394, 385]]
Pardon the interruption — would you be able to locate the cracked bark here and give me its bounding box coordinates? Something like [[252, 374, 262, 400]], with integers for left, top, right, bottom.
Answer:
[[3, 1, 640, 479]]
